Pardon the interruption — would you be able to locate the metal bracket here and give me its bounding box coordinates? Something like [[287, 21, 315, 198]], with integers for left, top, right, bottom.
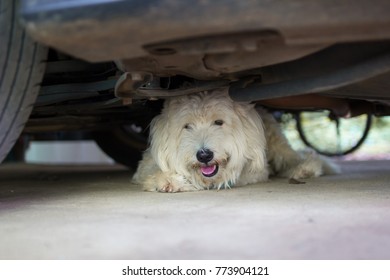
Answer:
[[114, 71, 154, 98], [115, 71, 230, 99]]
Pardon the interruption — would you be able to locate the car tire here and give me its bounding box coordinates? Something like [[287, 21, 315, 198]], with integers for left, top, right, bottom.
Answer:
[[93, 126, 148, 169], [0, 0, 47, 163]]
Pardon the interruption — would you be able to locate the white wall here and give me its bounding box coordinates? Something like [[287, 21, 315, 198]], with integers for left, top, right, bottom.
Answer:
[[25, 141, 114, 164]]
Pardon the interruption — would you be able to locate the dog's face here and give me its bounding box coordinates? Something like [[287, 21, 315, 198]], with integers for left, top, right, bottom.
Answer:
[[150, 90, 267, 189], [176, 97, 242, 189]]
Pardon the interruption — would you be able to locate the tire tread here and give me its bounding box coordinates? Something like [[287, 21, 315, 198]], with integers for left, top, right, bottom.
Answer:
[[0, 0, 47, 162]]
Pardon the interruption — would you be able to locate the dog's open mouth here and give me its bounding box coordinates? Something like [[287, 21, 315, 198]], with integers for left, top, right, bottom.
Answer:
[[200, 164, 219, 177]]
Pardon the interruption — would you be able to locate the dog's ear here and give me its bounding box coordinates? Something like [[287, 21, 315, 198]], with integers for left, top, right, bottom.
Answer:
[[149, 113, 172, 172], [233, 102, 268, 173]]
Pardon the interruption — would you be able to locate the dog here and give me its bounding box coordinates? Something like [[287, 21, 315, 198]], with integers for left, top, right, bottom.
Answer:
[[132, 88, 338, 192]]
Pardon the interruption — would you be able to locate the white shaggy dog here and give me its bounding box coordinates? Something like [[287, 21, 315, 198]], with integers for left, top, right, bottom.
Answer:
[[133, 88, 338, 192]]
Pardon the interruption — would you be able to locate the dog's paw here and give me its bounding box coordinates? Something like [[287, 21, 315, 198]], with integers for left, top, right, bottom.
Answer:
[[158, 181, 181, 193], [157, 182, 199, 193], [142, 176, 179, 192], [289, 151, 340, 180], [143, 173, 199, 192], [290, 164, 321, 180]]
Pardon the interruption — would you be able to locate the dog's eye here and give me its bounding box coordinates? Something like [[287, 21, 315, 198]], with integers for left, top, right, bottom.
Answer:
[[183, 123, 191, 130], [214, 120, 224, 126]]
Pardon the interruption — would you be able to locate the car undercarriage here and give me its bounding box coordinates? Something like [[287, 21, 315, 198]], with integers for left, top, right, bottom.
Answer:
[[1, 0, 390, 164]]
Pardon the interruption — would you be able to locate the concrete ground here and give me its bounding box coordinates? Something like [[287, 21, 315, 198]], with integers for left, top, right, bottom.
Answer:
[[0, 160, 389, 260]]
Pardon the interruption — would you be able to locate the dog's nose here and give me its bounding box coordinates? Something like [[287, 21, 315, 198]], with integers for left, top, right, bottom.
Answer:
[[196, 148, 214, 163]]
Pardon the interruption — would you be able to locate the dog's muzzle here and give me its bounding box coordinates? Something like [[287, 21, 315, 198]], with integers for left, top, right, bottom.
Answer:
[[196, 148, 219, 177]]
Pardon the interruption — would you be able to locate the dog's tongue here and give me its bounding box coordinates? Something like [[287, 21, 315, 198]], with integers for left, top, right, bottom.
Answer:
[[201, 165, 216, 175]]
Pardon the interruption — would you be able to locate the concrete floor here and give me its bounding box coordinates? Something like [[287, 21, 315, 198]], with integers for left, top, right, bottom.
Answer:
[[0, 160, 389, 260]]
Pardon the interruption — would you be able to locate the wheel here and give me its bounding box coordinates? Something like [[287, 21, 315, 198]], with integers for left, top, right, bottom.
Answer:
[[0, 0, 47, 163], [296, 111, 372, 156], [93, 124, 149, 169]]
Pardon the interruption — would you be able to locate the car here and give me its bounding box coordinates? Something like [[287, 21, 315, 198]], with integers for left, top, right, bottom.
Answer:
[[1, 0, 390, 168]]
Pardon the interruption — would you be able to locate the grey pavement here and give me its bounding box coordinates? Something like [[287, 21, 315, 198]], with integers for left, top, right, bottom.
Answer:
[[0, 160, 389, 259]]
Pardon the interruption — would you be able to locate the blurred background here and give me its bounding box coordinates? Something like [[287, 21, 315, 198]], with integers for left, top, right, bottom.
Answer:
[[281, 114, 390, 161], [4, 112, 390, 166]]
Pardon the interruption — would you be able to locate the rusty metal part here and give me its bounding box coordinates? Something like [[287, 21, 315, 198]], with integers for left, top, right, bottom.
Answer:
[[114, 72, 153, 98], [258, 94, 351, 117], [121, 98, 132, 106], [132, 80, 230, 99], [115, 71, 230, 99], [258, 94, 388, 117]]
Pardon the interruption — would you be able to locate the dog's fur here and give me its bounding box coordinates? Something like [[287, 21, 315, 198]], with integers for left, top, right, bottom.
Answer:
[[133, 88, 338, 192]]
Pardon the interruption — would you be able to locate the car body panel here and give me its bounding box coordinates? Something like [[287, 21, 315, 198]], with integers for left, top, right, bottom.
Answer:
[[21, 0, 390, 62]]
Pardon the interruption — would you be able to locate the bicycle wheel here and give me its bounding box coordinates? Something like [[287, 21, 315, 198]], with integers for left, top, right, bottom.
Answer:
[[296, 111, 372, 156]]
